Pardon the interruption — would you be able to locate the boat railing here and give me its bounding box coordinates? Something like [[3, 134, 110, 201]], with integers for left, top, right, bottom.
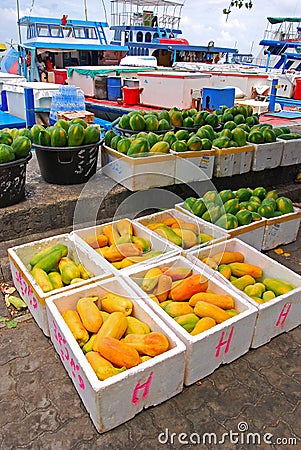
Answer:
[[111, 10, 180, 29]]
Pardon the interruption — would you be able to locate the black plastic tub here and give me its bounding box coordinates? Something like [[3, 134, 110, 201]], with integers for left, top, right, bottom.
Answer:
[[32, 141, 101, 185], [0, 153, 32, 208]]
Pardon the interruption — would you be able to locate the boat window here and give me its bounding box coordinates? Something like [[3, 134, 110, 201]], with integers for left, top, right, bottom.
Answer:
[[74, 27, 86, 38], [129, 31, 133, 41], [153, 32, 159, 39], [37, 25, 50, 37], [27, 24, 35, 39], [85, 27, 97, 39], [145, 32, 151, 43], [50, 26, 63, 37], [137, 31, 143, 42]]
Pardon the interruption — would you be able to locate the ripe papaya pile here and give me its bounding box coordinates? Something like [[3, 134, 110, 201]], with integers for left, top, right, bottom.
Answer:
[[31, 118, 100, 148], [200, 250, 296, 304], [29, 244, 94, 292], [0, 127, 32, 163], [139, 265, 239, 335], [182, 186, 295, 230], [62, 292, 170, 380], [83, 219, 163, 269], [143, 216, 214, 249]]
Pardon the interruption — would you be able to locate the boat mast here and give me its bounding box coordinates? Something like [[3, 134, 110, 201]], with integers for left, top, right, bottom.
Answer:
[[83, 0, 88, 20], [16, 0, 22, 44]]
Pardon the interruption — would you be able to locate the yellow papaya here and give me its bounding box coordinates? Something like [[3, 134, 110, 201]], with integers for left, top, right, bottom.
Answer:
[[169, 274, 208, 301], [201, 257, 219, 270], [31, 267, 53, 292], [96, 336, 142, 369], [119, 258, 135, 269], [163, 301, 194, 317], [155, 225, 182, 246], [162, 266, 192, 281], [244, 282, 266, 298], [263, 278, 296, 296], [104, 243, 143, 262], [174, 313, 200, 332], [70, 278, 85, 284], [142, 267, 163, 292], [82, 334, 97, 353], [101, 292, 133, 315], [115, 219, 133, 236], [131, 236, 151, 252], [231, 274, 256, 291], [190, 317, 216, 335], [122, 332, 169, 356], [148, 294, 160, 304], [62, 310, 89, 347], [86, 351, 126, 380], [199, 233, 214, 243], [172, 228, 198, 249], [212, 251, 245, 265], [102, 224, 120, 246], [155, 274, 173, 302], [77, 263, 94, 280], [218, 264, 232, 280], [76, 296, 103, 333], [125, 316, 150, 335], [194, 301, 231, 323], [95, 246, 110, 257], [48, 271, 64, 290], [189, 292, 234, 309], [93, 311, 128, 346], [228, 262, 262, 279], [262, 290, 276, 302], [58, 257, 81, 284]]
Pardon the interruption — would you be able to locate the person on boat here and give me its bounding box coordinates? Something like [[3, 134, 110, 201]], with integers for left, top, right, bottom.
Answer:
[[45, 56, 53, 72], [61, 15, 68, 26], [37, 55, 48, 82], [151, 15, 158, 27]]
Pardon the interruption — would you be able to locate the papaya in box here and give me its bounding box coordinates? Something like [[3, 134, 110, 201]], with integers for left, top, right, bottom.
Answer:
[[45, 276, 186, 433], [72, 219, 180, 274], [126, 254, 257, 386], [8, 233, 111, 337]]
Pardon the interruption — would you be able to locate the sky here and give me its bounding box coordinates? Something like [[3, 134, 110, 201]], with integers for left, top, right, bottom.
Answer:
[[0, 0, 300, 56]]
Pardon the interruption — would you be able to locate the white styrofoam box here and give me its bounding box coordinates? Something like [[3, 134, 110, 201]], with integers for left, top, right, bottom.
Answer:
[[101, 144, 175, 191], [213, 144, 254, 177], [137, 71, 212, 109], [251, 140, 284, 171], [170, 149, 215, 184], [175, 201, 266, 251], [3, 81, 61, 120], [72, 219, 180, 276], [123, 255, 257, 386], [135, 208, 229, 253], [8, 233, 112, 336], [262, 207, 301, 250], [45, 277, 186, 433], [186, 238, 301, 348], [279, 137, 301, 166]]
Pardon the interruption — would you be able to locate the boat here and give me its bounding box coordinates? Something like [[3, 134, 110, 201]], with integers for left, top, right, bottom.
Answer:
[[1, 15, 128, 82], [109, 0, 238, 66]]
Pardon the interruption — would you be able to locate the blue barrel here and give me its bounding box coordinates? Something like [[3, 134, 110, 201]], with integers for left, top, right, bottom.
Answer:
[[107, 76, 122, 101], [107, 77, 122, 100]]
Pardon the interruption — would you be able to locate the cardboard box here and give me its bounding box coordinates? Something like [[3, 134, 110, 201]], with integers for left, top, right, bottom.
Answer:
[[170, 149, 215, 184], [57, 110, 95, 124], [175, 202, 266, 251], [135, 208, 229, 253], [280, 137, 301, 166], [251, 140, 284, 171], [213, 144, 254, 177], [45, 277, 186, 433], [186, 238, 301, 348], [262, 207, 301, 250], [8, 234, 112, 336], [101, 144, 176, 191], [123, 255, 257, 385], [72, 219, 180, 275]]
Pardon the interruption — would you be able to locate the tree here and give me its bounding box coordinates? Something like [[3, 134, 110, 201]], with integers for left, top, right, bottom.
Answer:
[[223, 1, 253, 20]]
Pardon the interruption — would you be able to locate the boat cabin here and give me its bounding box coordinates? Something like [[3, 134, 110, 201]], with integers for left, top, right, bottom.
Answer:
[[17, 16, 127, 81]]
